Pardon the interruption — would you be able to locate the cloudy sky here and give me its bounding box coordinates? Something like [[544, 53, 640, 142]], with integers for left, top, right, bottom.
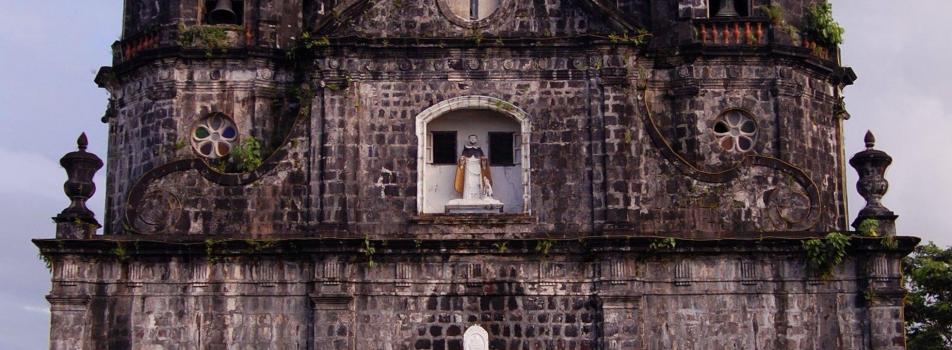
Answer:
[[0, 1, 949, 348]]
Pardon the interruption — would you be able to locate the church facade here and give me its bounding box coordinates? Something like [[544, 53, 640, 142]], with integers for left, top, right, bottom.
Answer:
[[37, 0, 917, 349]]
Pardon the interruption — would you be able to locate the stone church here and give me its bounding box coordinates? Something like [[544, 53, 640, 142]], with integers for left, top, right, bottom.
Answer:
[[37, 0, 918, 349]]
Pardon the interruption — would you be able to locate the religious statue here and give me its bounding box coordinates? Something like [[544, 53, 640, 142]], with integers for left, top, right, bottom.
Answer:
[[446, 135, 503, 213]]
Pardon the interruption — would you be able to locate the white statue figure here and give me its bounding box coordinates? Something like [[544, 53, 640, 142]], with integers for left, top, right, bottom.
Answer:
[[463, 325, 489, 350], [447, 135, 503, 211]]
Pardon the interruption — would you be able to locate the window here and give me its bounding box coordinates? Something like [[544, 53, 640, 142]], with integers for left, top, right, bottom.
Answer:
[[713, 110, 757, 153], [204, 0, 244, 25], [191, 113, 239, 159], [488, 132, 517, 166], [429, 131, 458, 165]]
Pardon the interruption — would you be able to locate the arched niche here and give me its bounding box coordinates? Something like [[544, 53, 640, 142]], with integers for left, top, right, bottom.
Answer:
[[415, 96, 531, 214]]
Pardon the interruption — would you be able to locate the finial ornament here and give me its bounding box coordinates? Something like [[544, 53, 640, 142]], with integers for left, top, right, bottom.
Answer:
[[54, 132, 104, 239], [864, 130, 875, 149], [850, 130, 897, 234], [77, 132, 88, 151]]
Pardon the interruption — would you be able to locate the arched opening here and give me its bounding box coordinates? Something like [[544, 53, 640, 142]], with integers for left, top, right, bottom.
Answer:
[[416, 96, 531, 215]]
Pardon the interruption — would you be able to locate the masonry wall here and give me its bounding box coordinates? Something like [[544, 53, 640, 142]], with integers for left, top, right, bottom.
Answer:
[[38, 239, 912, 350], [47, 0, 907, 349]]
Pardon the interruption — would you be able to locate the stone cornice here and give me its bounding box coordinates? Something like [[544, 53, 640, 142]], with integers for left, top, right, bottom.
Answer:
[[34, 236, 920, 257]]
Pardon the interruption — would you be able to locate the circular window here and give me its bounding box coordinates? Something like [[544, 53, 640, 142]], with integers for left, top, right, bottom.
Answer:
[[191, 113, 238, 159], [713, 110, 757, 153], [439, 0, 503, 26]]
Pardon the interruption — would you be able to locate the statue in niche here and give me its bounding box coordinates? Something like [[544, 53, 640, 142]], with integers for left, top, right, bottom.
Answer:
[[447, 135, 503, 213]]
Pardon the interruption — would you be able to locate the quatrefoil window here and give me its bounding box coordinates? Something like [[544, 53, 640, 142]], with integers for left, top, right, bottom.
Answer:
[[713, 110, 757, 153], [191, 113, 238, 159]]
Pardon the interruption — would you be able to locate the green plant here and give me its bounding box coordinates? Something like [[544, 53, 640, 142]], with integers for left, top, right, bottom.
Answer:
[[173, 139, 188, 151], [232, 136, 264, 172], [881, 235, 899, 250], [363, 235, 377, 268], [178, 24, 230, 57], [759, 4, 785, 25], [803, 232, 850, 278], [205, 239, 224, 264], [903, 242, 952, 348], [493, 241, 509, 253], [535, 239, 555, 256], [858, 219, 880, 237], [804, 2, 845, 46], [649, 237, 678, 251], [863, 289, 876, 303], [38, 253, 53, 272], [470, 29, 484, 46], [244, 239, 278, 253], [111, 242, 129, 262]]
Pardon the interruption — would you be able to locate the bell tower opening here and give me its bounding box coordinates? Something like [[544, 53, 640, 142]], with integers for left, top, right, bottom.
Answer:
[[204, 0, 245, 25], [709, 0, 749, 17]]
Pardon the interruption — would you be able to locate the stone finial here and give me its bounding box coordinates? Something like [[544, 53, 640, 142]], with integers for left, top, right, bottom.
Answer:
[[864, 130, 878, 149], [53, 133, 104, 239], [850, 131, 897, 235]]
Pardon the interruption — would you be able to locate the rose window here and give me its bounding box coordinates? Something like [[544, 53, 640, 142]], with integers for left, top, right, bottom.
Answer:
[[191, 114, 238, 159], [713, 110, 757, 153]]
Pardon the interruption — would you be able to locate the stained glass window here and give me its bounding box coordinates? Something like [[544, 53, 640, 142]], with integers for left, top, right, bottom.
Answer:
[[191, 114, 238, 159]]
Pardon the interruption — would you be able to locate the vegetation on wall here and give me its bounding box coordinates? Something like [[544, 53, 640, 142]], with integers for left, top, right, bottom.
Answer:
[[858, 219, 880, 237], [804, 2, 845, 46], [178, 24, 231, 57], [903, 242, 952, 348], [232, 136, 264, 172], [648, 237, 678, 251], [803, 232, 850, 278]]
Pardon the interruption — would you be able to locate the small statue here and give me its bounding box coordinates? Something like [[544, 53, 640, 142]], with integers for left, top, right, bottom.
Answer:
[[447, 135, 503, 212]]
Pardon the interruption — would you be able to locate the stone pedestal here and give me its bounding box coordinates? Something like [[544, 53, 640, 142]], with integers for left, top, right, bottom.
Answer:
[[445, 198, 503, 214]]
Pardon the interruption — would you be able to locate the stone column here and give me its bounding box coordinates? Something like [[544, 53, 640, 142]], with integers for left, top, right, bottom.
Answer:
[[46, 295, 90, 350], [310, 294, 354, 350], [865, 253, 907, 350]]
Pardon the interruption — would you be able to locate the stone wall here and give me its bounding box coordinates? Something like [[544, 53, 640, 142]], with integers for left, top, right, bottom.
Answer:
[[42, 0, 911, 349], [37, 238, 915, 350]]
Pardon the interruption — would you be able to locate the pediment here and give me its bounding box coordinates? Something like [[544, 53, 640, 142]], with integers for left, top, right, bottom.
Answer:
[[310, 0, 645, 39]]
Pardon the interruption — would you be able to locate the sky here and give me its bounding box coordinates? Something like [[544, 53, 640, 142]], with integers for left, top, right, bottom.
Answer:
[[0, 1, 949, 348]]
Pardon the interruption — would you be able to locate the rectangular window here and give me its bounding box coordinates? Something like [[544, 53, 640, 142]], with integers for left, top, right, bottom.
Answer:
[[489, 132, 515, 166], [430, 131, 457, 165]]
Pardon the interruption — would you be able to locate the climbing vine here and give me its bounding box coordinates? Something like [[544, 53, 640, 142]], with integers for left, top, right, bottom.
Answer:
[[803, 232, 850, 278]]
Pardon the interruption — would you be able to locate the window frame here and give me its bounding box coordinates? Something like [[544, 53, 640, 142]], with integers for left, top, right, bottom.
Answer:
[[428, 131, 458, 165]]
